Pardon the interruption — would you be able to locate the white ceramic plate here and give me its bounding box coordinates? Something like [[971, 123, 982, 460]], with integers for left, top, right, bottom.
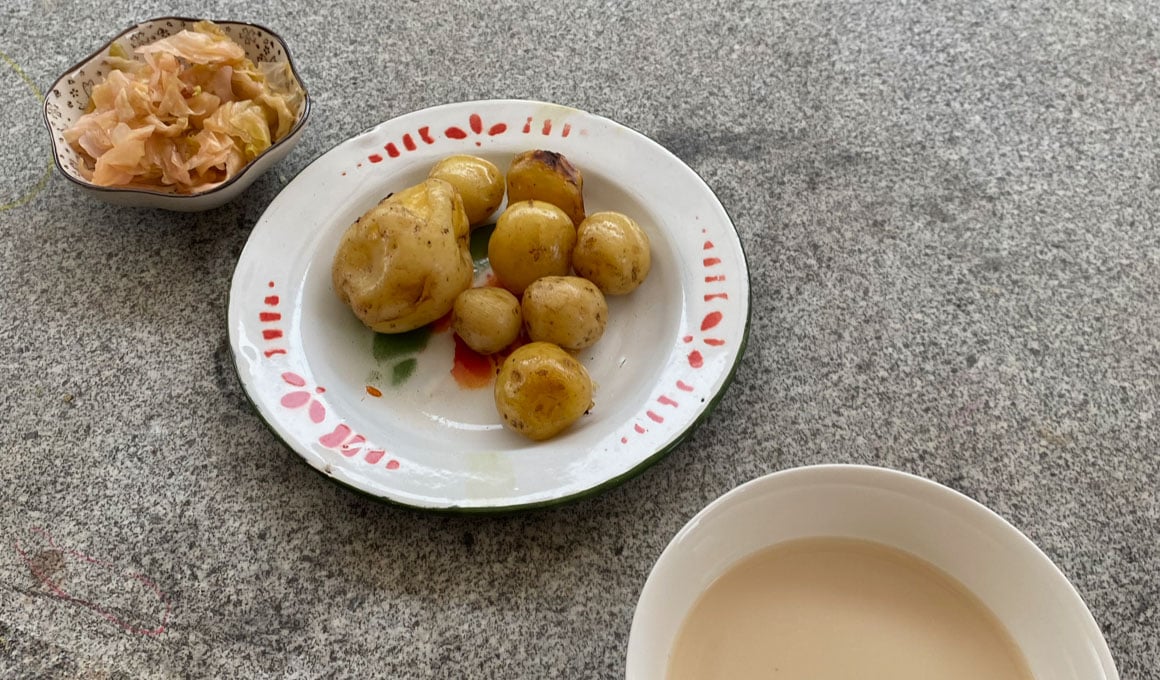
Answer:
[[228, 99, 750, 511], [626, 465, 1119, 680]]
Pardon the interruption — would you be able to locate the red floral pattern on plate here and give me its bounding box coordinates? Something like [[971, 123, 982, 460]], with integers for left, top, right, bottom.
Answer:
[[363, 112, 584, 165], [620, 232, 729, 443], [263, 289, 400, 470]]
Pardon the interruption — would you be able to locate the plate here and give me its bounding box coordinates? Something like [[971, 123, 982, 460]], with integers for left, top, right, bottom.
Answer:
[[228, 99, 750, 511]]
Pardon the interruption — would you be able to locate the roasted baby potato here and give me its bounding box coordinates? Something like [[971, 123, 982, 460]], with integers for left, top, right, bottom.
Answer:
[[428, 154, 505, 227], [506, 150, 585, 226], [452, 287, 522, 354], [572, 211, 652, 295], [488, 200, 577, 294], [332, 178, 472, 333], [494, 342, 594, 441], [521, 276, 608, 350]]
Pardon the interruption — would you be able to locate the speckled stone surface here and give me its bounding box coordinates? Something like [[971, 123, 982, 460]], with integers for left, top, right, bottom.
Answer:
[[1, 0, 1157, 677]]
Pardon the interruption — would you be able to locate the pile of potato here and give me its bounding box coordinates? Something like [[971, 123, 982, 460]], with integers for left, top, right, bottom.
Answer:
[[332, 149, 651, 441]]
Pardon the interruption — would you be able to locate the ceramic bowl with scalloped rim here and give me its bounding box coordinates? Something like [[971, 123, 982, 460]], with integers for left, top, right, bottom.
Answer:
[[43, 17, 310, 211]]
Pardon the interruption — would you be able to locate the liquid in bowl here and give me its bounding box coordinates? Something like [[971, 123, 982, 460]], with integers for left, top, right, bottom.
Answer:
[[667, 537, 1034, 680]]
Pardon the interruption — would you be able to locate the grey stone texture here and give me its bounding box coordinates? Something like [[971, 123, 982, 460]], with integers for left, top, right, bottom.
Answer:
[[1, 0, 1157, 677]]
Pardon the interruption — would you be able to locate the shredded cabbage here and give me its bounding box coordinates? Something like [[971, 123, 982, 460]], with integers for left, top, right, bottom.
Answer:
[[64, 21, 305, 193]]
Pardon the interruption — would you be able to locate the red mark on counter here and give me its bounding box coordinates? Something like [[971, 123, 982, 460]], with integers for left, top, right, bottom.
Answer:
[[12, 527, 171, 637]]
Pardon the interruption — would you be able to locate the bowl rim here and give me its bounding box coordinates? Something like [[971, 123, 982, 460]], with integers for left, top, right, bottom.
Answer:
[[626, 463, 1119, 679], [41, 16, 312, 201]]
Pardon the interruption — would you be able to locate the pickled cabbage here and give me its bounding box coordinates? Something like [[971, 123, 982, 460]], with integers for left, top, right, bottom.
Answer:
[[63, 21, 305, 193]]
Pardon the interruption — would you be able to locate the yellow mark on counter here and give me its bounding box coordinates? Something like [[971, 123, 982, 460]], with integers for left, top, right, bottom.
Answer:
[[0, 49, 53, 212]]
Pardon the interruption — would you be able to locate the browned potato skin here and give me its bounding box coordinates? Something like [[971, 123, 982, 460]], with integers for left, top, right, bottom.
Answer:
[[332, 178, 472, 333], [428, 155, 505, 227], [452, 287, 522, 354], [521, 276, 608, 350], [488, 200, 577, 294], [573, 211, 652, 295], [494, 342, 594, 441], [506, 150, 585, 226]]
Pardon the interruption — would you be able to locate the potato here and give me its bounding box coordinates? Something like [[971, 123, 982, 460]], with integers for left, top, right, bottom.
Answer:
[[506, 150, 585, 226], [452, 287, 522, 354], [572, 211, 652, 295], [332, 178, 472, 333], [428, 155, 505, 227], [488, 200, 577, 294], [494, 342, 594, 441], [521, 276, 608, 350]]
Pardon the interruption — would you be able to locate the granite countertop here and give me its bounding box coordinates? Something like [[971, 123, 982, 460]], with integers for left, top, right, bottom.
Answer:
[[1, 0, 1157, 677]]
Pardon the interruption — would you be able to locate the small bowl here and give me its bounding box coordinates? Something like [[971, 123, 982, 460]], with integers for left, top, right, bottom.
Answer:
[[626, 465, 1119, 680], [43, 17, 311, 212]]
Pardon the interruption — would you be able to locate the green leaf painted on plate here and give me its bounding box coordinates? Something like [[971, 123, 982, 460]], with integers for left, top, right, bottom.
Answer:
[[470, 223, 496, 268], [373, 327, 430, 361], [392, 358, 418, 385]]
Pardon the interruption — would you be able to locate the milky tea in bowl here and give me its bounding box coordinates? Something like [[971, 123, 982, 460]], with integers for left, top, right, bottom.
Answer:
[[625, 466, 1120, 680], [666, 537, 1032, 680]]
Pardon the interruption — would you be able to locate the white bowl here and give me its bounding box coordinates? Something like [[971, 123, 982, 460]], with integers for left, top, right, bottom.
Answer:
[[43, 17, 310, 211], [626, 465, 1119, 680]]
